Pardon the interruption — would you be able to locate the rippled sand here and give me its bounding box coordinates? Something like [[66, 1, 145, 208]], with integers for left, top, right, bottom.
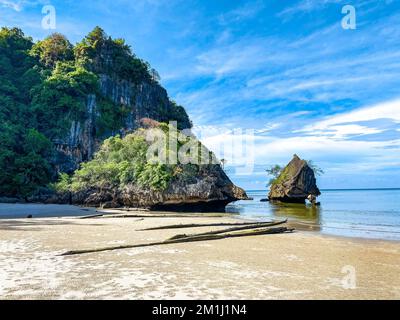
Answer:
[[1, 209, 400, 300]]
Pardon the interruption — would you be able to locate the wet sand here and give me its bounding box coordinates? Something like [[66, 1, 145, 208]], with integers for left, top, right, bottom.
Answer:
[[1, 208, 400, 300]]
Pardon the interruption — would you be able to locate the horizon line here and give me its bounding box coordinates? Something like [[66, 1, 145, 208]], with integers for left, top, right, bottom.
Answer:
[[246, 188, 400, 192]]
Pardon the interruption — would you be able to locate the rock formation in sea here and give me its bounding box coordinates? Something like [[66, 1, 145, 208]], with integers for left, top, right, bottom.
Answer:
[[42, 126, 249, 212], [70, 162, 248, 212], [268, 155, 321, 204]]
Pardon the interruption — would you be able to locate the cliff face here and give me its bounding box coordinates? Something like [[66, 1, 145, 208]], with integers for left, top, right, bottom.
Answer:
[[52, 75, 192, 174], [26, 27, 248, 212], [268, 155, 321, 203], [99, 75, 186, 129], [0, 26, 245, 210], [46, 76, 248, 212]]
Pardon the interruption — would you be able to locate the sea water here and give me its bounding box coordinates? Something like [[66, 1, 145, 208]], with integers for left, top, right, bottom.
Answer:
[[227, 189, 400, 241]]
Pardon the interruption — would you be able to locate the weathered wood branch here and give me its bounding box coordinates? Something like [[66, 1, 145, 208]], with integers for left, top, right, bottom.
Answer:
[[80, 214, 104, 219], [137, 220, 282, 231], [167, 220, 287, 240], [61, 226, 294, 256], [80, 213, 235, 219], [170, 227, 294, 244]]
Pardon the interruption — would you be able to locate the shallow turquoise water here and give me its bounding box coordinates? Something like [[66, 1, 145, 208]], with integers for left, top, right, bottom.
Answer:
[[227, 189, 400, 241]]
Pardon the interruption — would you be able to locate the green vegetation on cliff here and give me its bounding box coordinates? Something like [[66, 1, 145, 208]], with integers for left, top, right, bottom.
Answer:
[[55, 124, 215, 193], [0, 26, 191, 197], [75, 26, 153, 84], [30, 32, 74, 68], [65, 133, 172, 192], [31, 61, 99, 139], [0, 28, 52, 197]]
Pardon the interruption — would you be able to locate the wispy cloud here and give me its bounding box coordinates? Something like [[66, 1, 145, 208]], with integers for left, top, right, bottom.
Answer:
[[170, 7, 400, 130], [198, 99, 400, 188], [0, 0, 24, 11], [0, 0, 46, 11], [277, 0, 343, 18], [218, 0, 265, 25], [297, 99, 400, 136]]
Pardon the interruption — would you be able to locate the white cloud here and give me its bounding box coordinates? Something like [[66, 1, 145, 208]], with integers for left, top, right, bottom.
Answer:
[[276, 0, 379, 19], [0, 0, 47, 11], [297, 99, 400, 135], [218, 0, 265, 25], [255, 123, 282, 134], [0, 0, 23, 11], [174, 10, 400, 122], [277, 0, 342, 19], [195, 99, 400, 178]]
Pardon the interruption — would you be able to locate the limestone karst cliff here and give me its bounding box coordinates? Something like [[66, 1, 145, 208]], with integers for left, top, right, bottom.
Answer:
[[53, 75, 192, 174], [0, 26, 247, 211], [44, 26, 193, 175]]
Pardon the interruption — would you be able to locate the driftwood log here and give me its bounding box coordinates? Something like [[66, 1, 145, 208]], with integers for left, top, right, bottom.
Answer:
[[80, 213, 234, 219], [80, 214, 105, 219], [61, 224, 294, 256], [137, 220, 281, 231], [167, 220, 287, 239]]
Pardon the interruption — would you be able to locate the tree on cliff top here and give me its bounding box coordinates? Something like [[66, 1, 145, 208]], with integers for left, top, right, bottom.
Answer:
[[74, 26, 152, 84], [30, 33, 74, 69], [266, 164, 284, 187]]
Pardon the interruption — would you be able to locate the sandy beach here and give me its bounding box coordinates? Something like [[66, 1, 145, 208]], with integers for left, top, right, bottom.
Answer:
[[1, 207, 400, 300]]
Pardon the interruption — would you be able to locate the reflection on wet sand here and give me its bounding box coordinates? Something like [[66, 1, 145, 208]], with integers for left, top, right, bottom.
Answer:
[[270, 202, 321, 232], [227, 190, 400, 240]]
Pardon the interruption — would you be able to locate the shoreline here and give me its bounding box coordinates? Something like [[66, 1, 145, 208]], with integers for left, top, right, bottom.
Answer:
[[1, 211, 400, 299], [1, 203, 400, 243]]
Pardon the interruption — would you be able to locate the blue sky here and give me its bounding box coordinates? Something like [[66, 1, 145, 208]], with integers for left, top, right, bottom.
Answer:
[[1, 0, 400, 190]]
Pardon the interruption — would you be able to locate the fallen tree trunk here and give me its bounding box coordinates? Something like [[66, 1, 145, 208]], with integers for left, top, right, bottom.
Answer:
[[167, 227, 293, 244], [80, 213, 235, 219], [138, 220, 279, 231], [167, 220, 287, 240], [105, 214, 234, 219], [80, 214, 104, 219], [61, 226, 294, 256]]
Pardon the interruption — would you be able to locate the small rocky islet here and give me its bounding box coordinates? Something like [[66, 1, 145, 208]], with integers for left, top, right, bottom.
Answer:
[[45, 125, 249, 212], [267, 155, 321, 205]]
